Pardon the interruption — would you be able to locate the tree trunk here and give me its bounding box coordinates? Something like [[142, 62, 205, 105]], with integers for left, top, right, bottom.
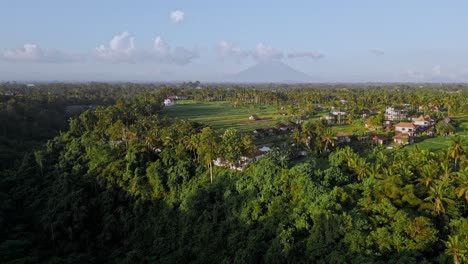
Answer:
[[454, 251, 460, 264], [209, 162, 213, 184]]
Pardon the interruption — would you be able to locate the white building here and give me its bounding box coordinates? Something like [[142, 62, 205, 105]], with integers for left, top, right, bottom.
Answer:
[[394, 122, 416, 136], [385, 106, 407, 121], [164, 98, 175, 107], [412, 115, 436, 127]]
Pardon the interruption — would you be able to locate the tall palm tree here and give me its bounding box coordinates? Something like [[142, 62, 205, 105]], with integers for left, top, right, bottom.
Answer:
[[440, 163, 453, 178], [455, 167, 468, 202], [418, 164, 437, 187], [197, 127, 218, 183], [448, 135, 466, 170], [366, 163, 382, 179], [351, 158, 369, 181], [445, 235, 467, 264], [321, 128, 335, 153], [424, 179, 454, 215]]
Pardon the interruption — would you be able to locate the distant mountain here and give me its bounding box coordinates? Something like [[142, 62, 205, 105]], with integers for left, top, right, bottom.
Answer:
[[227, 60, 312, 83]]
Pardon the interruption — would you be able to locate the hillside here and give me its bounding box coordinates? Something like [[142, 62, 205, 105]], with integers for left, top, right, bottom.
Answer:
[[227, 60, 312, 83]]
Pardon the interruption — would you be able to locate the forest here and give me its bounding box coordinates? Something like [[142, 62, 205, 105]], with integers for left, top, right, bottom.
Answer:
[[0, 82, 467, 263]]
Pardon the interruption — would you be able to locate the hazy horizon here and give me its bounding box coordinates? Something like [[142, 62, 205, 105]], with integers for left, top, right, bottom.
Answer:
[[2, 1, 468, 82]]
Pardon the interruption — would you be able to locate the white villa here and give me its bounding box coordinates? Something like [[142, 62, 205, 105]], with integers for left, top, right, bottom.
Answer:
[[164, 98, 175, 107], [385, 106, 408, 121], [412, 115, 436, 127], [394, 122, 416, 136]]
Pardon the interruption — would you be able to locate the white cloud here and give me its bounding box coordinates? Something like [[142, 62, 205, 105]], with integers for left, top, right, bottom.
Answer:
[[153, 36, 170, 55], [217, 41, 325, 62], [369, 49, 385, 56], [252, 43, 283, 61], [406, 69, 425, 79], [217, 41, 249, 60], [2, 43, 82, 63], [170, 10, 185, 24], [432, 65, 441, 76], [94, 32, 198, 65], [287, 51, 324, 60], [149, 35, 198, 65], [94, 31, 136, 63]]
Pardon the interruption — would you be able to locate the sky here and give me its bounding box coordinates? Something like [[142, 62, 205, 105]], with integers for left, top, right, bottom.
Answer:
[[1, 0, 468, 82]]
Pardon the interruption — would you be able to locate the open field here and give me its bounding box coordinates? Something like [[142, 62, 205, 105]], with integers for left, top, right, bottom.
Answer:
[[162, 101, 467, 151], [408, 115, 468, 151], [160, 100, 284, 132]]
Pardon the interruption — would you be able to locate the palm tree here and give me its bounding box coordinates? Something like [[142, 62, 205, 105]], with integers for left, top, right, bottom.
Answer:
[[366, 163, 382, 179], [440, 163, 453, 178], [424, 179, 454, 215], [418, 164, 437, 187], [351, 158, 369, 181], [448, 135, 466, 170], [197, 127, 218, 183], [445, 235, 467, 264], [455, 167, 468, 202], [321, 128, 335, 153]]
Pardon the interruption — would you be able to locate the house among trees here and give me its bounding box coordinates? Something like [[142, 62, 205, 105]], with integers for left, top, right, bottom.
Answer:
[[279, 124, 294, 132], [372, 134, 389, 145], [336, 133, 352, 143], [393, 133, 413, 145], [360, 109, 371, 118], [323, 108, 348, 125], [168, 95, 189, 100], [412, 115, 436, 127], [394, 122, 416, 136], [164, 98, 175, 107], [296, 115, 308, 124], [385, 106, 408, 121], [323, 114, 336, 125], [393, 122, 415, 145], [330, 108, 347, 116], [253, 127, 275, 138]]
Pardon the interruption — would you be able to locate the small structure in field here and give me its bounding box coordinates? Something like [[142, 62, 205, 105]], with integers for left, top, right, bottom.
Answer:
[[249, 114, 260, 120], [278, 124, 294, 132], [259, 146, 271, 152], [164, 98, 175, 107]]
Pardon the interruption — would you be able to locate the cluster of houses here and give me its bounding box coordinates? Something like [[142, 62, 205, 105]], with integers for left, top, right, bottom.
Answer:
[[370, 113, 439, 146], [385, 106, 408, 121], [322, 108, 349, 125], [213, 146, 272, 171], [252, 124, 295, 138]]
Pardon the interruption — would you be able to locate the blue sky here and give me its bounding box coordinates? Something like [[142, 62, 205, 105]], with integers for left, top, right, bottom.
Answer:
[[1, 0, 468, 82]]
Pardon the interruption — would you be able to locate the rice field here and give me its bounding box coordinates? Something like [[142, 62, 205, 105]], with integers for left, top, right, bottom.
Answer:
[[160, 100, 285, 132]]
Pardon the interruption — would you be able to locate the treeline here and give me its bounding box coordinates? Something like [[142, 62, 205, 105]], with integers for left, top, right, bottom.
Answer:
[[0, 83, 176, 169], [1, 93, 467, 263]]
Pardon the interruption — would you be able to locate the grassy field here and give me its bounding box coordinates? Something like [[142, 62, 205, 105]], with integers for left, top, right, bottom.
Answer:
[[160, 100, 285, 132], [161, 101, 467, 151], [408, 115, 468, 152]]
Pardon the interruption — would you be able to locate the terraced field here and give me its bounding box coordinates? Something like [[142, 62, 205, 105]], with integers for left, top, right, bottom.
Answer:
[[160, 100, 285, 132]]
